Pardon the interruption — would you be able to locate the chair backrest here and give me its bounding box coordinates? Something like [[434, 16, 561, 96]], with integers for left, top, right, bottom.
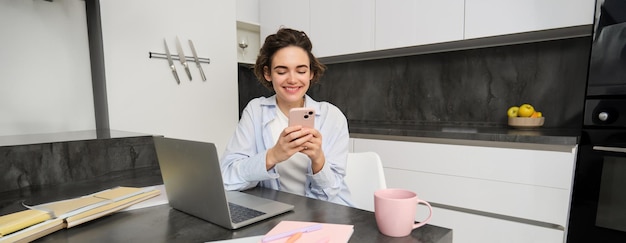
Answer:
[[344, 152, 387, 211]]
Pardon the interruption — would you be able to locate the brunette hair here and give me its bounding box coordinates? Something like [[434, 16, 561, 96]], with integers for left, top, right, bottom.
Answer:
[[253, 27, 326, 90]]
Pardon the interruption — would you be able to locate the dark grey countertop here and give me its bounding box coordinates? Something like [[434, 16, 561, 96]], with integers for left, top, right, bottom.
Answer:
[[0, 129, 155, 147], [348, 121, 580, 146], [0, 123, 580, 148]]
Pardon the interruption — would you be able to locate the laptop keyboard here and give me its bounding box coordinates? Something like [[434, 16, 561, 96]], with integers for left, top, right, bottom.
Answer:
[[228, 202, 266, 223]]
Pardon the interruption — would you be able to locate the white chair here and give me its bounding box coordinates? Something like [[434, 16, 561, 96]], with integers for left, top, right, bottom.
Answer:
[[344, 152, 387, 211]]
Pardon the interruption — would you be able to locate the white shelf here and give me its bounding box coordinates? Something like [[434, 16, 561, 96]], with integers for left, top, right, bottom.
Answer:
[[236, 20, 259, 32], [236, 21, 260, 64]]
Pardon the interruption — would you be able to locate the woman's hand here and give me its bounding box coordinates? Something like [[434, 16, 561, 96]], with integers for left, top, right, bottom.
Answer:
[[266, 126, 325, 173], [266, 125, 313, 170], [299, 128, 325, 174]]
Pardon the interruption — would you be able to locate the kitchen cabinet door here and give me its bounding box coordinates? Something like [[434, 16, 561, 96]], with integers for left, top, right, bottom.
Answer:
[[465, 0, 595, 39], [309, 0, 375, 57], [259, 0, 310, 44], [375, 0, 464, 51], [429, 206, 564, 243], [351, 137, 577, 243]]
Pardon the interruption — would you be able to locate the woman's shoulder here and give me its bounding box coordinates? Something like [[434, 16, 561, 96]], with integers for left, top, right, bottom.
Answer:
[[244, 96, 277, 109]]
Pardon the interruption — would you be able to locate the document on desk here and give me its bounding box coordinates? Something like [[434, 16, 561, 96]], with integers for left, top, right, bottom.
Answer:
[[121, 184, 169, 212], [65, 186, 161, 227], [0, 195, 105, 237], [0, 186, 160, 242]]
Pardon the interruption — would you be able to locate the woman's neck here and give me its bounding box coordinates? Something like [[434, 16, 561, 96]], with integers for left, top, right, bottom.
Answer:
[[277, 97, 305, 116]]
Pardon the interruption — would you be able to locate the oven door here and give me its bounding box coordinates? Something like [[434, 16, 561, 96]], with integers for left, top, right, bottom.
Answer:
[[567, 129, 626, 243]]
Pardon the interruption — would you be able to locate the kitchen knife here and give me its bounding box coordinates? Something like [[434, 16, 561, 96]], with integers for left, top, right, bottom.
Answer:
[[175, 36, 193, 81], [188, 39, 206, 81], [163, 39, 180, 84]]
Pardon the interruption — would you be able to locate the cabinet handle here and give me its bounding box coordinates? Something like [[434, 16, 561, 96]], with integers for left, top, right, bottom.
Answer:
[[593, 146, 626, 154]]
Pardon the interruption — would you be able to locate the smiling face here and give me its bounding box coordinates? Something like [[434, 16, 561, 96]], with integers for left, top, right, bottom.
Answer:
[[264, 46, 314, 115]]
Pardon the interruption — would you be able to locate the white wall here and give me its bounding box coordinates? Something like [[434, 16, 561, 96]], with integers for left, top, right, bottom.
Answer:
[[236, 0, 259, 24], [0, 0, 96, 136], [99, 0, 239, 153], [0, 0, 240, 154]]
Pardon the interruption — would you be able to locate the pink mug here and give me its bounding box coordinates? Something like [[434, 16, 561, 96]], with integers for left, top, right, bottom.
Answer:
[[374, 188, 433, 237]]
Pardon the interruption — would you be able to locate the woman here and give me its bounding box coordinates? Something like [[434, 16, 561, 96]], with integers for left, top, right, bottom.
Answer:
[[220, 28, 353, 206]]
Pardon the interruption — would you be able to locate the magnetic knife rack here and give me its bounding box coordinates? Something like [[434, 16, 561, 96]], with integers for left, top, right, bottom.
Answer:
[[149, 52, 211, 64]]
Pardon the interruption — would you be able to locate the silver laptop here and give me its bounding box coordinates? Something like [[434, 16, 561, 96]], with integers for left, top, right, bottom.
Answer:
[[153, 137, 294, 229]]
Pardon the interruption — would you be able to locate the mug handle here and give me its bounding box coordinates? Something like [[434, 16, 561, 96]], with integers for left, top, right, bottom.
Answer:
[[412, 199, 433, 229]]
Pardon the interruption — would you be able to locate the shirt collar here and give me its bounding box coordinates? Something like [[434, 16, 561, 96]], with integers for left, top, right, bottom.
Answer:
[[261, 95, 321, 126]]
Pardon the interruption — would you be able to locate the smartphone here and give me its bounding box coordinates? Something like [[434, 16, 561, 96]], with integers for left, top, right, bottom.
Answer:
[[288, 108, 315, 128]]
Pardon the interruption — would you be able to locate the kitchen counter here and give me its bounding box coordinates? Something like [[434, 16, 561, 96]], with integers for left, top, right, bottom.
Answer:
[[0, 129, 153, 147], [349, 121, 580, 146]]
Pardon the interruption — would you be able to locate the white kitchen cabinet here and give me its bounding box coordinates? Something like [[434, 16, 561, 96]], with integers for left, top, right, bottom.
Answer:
[[259, 0, 375, 58], [429, 206, 564, 243], [465, 0, 595, 39], [375, 0, 464, 51], [259, 0, 310, 45], [309, 0, 375, 57], [351, 137, 577, 243], [258, 0, 594, 62]]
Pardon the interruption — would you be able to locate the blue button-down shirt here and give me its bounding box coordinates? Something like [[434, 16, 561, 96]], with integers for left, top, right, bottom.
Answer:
[[220, 95, 354, 206]]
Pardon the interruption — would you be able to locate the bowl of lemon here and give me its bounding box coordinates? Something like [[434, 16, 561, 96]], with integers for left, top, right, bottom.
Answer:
[[507, 103, 544, 128]]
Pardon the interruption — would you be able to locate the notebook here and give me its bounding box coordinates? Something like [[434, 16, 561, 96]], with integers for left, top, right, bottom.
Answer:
[[153, 137, 294, 229], [263, 221, 354, 243]]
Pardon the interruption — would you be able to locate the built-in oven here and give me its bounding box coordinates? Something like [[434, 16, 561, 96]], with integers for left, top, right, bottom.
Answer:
[[567, 0, 626, 242], [567, 99, 626, 242]]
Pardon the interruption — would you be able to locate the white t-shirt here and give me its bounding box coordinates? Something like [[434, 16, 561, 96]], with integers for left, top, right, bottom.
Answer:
[[270, 109, 308, 195]]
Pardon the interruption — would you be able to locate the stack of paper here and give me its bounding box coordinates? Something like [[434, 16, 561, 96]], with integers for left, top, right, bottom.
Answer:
[[0, 186, 160, 242]]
